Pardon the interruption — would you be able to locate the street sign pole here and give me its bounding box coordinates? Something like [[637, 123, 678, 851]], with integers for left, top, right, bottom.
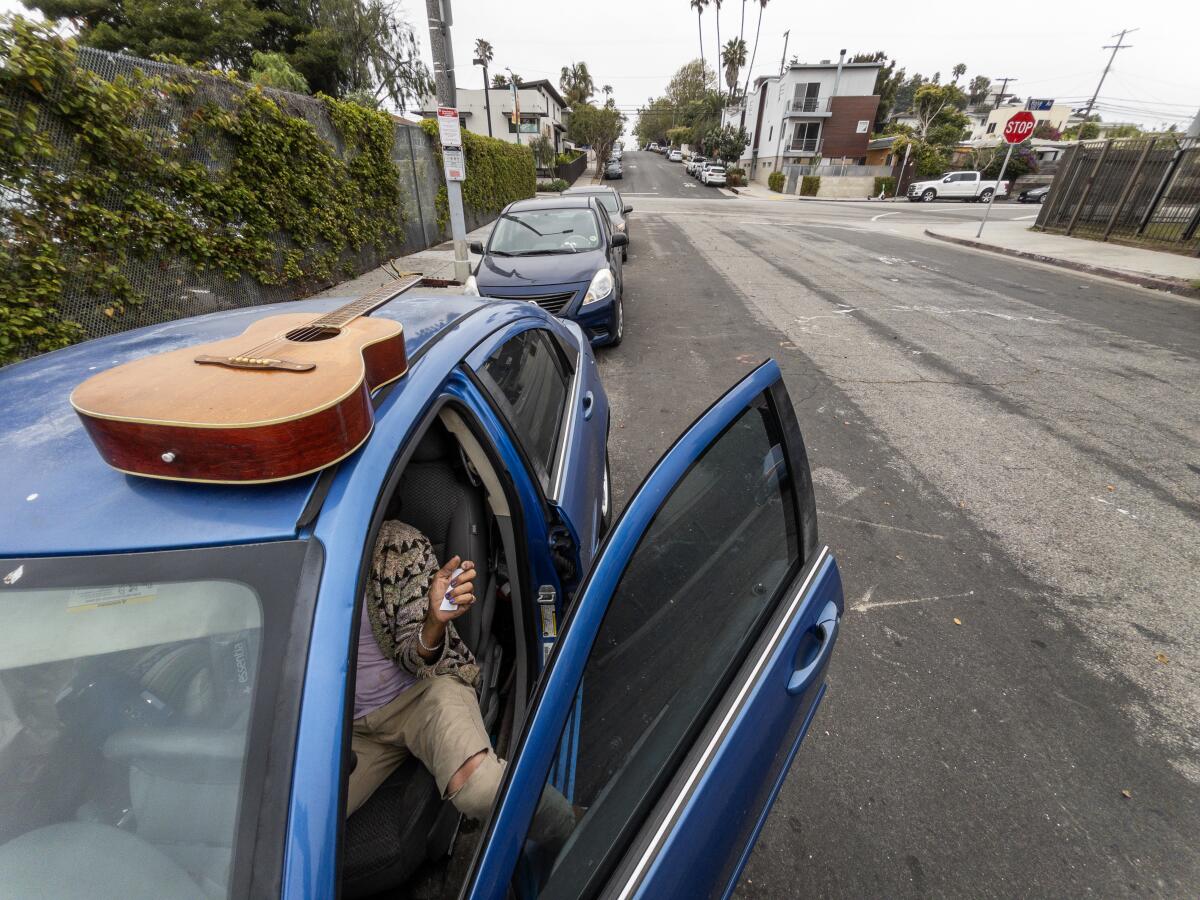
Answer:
[[425, 0, 470, 282], [976, 142, 1013, 238]]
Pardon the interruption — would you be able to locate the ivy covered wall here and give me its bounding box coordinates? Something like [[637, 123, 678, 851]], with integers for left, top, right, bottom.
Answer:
[[0, 18, 530, 366]]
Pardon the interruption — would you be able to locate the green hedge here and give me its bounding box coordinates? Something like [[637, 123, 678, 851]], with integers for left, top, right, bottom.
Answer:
[[537, 178, 569, 192], [874, 176, 896, 197], [768, 170, 785, 193], [0, 17, 404, 363], [421, 119, 535, 232], [800, 175, 820, 196]]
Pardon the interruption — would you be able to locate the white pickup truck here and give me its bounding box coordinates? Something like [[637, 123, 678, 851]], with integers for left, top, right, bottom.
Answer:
[[907, 171, 1008, 203]]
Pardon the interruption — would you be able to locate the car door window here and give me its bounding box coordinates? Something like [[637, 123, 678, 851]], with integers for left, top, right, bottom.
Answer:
[[512, 397, 802, 898], [480, 328, 572, 492]]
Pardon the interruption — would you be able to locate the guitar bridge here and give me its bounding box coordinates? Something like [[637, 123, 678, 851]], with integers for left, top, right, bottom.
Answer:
[[194, 355, 315, 372]]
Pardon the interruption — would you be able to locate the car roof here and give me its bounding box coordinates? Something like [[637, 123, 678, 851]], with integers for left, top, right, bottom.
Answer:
[[0, 294, 488, 557], [563, 185, 618, 195], [505, 196, 597, 212]]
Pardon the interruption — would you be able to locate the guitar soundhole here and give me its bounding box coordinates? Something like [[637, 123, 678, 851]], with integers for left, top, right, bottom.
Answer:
[[285, 325, 341, 342]]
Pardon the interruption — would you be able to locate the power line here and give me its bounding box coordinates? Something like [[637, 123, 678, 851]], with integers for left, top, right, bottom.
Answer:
[[992, 77, 1017, 110], [1083, 28, 1137, 120]]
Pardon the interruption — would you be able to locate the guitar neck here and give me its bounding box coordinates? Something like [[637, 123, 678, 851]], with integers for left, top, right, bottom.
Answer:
[[314, 274, 423, 328]]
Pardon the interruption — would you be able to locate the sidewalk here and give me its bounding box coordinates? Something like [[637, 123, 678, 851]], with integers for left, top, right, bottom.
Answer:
[[925, 221, 1200, 298], [729, 180, 903, 202]]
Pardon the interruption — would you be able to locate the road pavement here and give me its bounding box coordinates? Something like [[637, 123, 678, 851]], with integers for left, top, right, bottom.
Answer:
[[601, 150, 1200, 897]]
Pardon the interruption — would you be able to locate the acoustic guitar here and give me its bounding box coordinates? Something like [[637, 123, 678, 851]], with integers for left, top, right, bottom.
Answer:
[[71, 275, 422, 484]]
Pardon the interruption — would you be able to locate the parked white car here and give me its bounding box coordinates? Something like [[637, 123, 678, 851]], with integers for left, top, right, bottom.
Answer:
[[701, 164, 727, 186], [668, 149, 683, 162], [907, 171, 1009, 203], [686, 156, 708, 177]]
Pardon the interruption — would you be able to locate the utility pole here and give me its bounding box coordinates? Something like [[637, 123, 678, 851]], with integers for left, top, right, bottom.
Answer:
[[507, 68, 521, 146], [425, 0, 470, 281], [992, 77, 1016, 110], [779, 30, 790, 77], [1084, 28, 1137, 121]]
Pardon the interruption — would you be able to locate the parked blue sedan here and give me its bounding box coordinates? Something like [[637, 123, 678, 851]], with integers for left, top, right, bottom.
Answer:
[[465, 196, 626, 346], [0, 291, 843, 899]]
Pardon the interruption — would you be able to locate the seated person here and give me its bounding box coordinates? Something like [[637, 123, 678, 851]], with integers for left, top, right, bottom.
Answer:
[[348, 521, 573, 845]]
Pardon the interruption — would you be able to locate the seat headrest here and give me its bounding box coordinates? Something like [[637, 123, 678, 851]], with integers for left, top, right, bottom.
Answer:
[[410, 424, 452, 463]]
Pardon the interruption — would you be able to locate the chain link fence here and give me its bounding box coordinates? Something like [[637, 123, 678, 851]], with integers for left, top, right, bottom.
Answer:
[[1035, 137, 1200, 256], [3, 47, 447, 350]]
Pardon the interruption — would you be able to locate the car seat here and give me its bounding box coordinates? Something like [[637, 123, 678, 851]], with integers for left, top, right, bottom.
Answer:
[[341, 421, 500, 898]]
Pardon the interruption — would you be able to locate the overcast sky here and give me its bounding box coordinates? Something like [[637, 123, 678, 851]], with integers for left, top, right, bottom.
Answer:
[[4, 0, 1195, 132]]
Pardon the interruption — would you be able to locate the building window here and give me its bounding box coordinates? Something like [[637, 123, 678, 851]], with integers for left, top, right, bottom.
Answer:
[[986, 122, 997, 134], [790, 122, 820, 153], [507, 115, 539, 134], [791, 82, 821, 112]]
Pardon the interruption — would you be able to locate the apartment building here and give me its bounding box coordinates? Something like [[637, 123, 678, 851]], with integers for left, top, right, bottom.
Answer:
[[420, 80, 571, 153], [724, 57, 882, 183]]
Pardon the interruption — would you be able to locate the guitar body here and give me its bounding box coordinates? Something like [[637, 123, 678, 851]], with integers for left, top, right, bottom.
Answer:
[[71, 313, 407, 483]]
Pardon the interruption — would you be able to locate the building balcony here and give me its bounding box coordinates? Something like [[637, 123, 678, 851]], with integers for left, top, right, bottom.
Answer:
[[787, 138, 822, 154], [786, 97, 832, 117]]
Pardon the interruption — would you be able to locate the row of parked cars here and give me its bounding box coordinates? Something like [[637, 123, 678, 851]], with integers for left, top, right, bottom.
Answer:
[[683, 154, 727, 187], [464, 182, 633, 346]]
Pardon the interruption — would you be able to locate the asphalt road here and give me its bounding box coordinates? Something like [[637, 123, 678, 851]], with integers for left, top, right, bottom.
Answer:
[[600, 150, 1200, 897]]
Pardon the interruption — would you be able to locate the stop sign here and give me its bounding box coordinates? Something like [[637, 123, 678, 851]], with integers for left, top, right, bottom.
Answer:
[[1003, 111, 1036, 143]]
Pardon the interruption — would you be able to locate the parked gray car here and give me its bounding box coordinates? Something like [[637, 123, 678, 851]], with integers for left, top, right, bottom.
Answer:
[[603, 158, 623, 180], [563, 185, 632, 260]]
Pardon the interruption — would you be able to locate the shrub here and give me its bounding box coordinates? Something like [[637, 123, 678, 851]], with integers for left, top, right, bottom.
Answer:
[[555, 150, 582, 166], [726, 166, 746, 187], [421, 118, 535, 231], [537, 178, 569, 192], [800, 175, 820, 196], [874, 176, 896, 197], [768, 170, 785, 193]]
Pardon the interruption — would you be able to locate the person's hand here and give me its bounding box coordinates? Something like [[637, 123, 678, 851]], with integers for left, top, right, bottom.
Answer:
[[426, 557, 477, 625]]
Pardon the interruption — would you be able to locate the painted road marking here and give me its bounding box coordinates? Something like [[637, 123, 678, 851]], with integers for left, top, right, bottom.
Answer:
[[872, 211, 901, 222], [852, 585, 977, 613], [1015, 214, 1039, 220]]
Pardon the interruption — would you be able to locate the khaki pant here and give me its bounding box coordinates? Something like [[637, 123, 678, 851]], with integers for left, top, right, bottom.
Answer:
[[347, 675, 575, 846]]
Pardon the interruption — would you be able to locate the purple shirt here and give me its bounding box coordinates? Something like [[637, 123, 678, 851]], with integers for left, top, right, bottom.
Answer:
[[354, 604, 416, 719]]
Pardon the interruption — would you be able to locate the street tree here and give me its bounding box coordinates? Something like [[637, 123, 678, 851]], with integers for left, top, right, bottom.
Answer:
[[492, 72, 509, 88], [951, 63, 966, 85], [666, 125, 692, 148], [704, 123, 749, 163], [721, 37, 746, 99], [602, 84, 614, 108], [968, 75, 991, 105], [853, 50, 905, 132], [559, 61, 595, 108], [569, 102, 625, 177], [912, 83, 968, 139], [474, 38, 493, 67]]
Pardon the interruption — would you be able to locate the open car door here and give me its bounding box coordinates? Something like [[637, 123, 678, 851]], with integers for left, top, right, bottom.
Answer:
[[465, 360, 844, 900]]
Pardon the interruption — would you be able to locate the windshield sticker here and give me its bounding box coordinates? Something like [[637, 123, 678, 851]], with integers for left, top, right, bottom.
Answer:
[[69, 584, 156, 611]]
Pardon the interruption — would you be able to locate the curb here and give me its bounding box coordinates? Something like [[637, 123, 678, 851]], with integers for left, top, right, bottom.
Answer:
[[923, 230, 1200, 299]]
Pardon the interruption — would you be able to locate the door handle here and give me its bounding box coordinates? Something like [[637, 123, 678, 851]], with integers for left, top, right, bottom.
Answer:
[[581, 390, 595, 420], [786, 600, 839, 696]]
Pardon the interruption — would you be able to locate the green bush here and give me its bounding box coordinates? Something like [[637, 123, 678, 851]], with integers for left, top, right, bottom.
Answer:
[[537, 178, 569, 192], [421, 118, 535, 232], [800, 175, 820, 196], [0, 17, 404, 363], [768, 170, 785, 193], [873, 176, 896, 196], [555, 150, 582, 166], [726, 166, 746, 187]]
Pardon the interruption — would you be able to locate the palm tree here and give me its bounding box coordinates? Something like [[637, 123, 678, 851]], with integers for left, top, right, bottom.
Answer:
[[690, 0, 709, 75], [742, 0, 768, 109], [951, 63, 966, 86], [712, 0, 723, 98], [722, 38, 747, 99], [474, 39, 494, 136], [559, 61, 595, 107]]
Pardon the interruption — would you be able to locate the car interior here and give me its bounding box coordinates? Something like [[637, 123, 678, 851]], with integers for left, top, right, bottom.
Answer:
[[340, 406, 537, 899]]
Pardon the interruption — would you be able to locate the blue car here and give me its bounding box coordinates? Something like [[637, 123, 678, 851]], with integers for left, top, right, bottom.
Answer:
[[465, 196, 627, 347], [0, 292, 843, 899]]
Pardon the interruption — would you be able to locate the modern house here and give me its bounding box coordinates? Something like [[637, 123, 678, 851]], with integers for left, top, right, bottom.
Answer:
[[970, 99, 1075, 141], [723, 55, 882, 185], [420, 80, 571, 153]]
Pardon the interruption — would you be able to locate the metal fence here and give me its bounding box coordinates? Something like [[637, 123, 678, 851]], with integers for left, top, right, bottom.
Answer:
[[3, 47, 448, 351], [1035, 137, 1200, 256]]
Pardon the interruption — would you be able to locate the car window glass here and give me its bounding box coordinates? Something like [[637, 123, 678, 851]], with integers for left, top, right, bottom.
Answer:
[[490, 209, 600, 255], [512, 397, 802, 898], [481, 329, 570, 490], [0, 574, 265, 898]]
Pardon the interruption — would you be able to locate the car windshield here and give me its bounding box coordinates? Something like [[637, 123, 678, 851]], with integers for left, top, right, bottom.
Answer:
[[575, 192, 619, 215], [0, 541, 311, 898], [489, 208, 601, 255]]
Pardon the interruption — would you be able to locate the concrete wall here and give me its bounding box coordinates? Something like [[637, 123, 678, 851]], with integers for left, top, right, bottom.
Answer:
[[815, 175, 877, 198]]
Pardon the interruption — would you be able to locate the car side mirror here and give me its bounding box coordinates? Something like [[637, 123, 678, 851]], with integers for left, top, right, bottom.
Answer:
[[469, 241, 484, 254], [623, 206, 633, 214], [611, 233, 629, 248]]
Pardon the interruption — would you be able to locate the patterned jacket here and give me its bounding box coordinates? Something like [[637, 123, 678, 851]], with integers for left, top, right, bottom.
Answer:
[[364, 520, 479, 688]]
